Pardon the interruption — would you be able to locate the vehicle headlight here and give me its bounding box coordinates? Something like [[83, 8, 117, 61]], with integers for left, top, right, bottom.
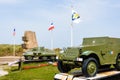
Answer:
[[76, 58, 83, 61], [56, 56, 58, 59]]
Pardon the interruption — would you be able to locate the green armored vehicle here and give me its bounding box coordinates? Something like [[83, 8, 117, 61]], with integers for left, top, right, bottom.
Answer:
[[23, 47, 56, 60], [57, 37, 120, 77]]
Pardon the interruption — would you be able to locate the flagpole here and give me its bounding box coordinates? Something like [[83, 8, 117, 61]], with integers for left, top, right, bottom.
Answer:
[[51, 30, 53, 50], [13, 37, 15, 56], [13, 28, 16, 56], [71, 23, 73, 47], [71, 5, 74, 47], [70, 4, 80, 47], [48, 22, 54, 50]]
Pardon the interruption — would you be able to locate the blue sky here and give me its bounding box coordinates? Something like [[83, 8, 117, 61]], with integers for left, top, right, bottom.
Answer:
[[0, 0, 120, 48]]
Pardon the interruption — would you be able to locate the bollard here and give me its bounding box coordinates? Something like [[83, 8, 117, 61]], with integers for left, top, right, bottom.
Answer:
[[18, 58, 23, 71]]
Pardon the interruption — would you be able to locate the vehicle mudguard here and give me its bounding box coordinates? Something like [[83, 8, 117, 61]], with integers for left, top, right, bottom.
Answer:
[[81, 51, 96, 56]]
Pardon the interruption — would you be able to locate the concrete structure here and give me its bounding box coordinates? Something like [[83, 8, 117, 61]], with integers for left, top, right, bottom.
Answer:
[[54, 70, 120, 80], [22, 31, 38, 51], [0, 69, 8, 77]]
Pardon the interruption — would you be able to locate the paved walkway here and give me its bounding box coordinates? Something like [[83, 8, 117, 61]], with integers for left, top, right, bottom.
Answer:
[[0, 56, 23, 77], [0, 56, 23, 65]]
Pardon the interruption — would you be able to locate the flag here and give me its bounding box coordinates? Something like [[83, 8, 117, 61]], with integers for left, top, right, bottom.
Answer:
[[72, 10, 80, 23], [13, 28, 16, 36], [48, 23, 55, 31]]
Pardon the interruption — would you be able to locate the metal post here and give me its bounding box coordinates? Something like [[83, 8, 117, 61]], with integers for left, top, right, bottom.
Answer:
[[71, 23, 73, 47], [13, 36, 15, 56], [51, 30, 53, 50]]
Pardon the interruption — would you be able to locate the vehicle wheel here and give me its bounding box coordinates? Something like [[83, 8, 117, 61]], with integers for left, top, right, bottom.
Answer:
[[82, 58, 98, 77], [51, 56, 56, 60], [57, 60, 71, 73], [114, 54, 120, 70], [39, 57, 42, 60], [42, 57, 48, 60], [24, 56, 33, 60]]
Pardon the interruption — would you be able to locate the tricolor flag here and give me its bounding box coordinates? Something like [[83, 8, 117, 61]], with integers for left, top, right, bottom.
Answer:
[[72, 9, 80, 23], [13, 28, 16, 36], [48, 23, 55, 31]]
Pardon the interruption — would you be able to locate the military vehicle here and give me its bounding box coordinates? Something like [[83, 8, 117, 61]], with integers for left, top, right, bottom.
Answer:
[[23, 47, 56, 61], [57, 37, 120, 77]]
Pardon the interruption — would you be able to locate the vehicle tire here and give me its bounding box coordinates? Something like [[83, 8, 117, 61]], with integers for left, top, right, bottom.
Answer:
[[82, 58, 98, 77], [24, 56, 33, 60], [114, 54, 120, 70], [51, 56, 56, 61], [42, 57, 48, 60], [57, 60, 71, 73], [39, 57, 42, 60]]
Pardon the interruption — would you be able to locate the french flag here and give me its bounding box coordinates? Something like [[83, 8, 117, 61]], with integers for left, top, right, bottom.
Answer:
[[13, 28, 16, 36], [48, 23, 55, 31]]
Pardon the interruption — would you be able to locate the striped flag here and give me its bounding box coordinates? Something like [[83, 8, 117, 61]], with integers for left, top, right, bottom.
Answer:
[[13, 28, 16, 36], [48, 23, 55, 31], [72, 9, 80, 23]]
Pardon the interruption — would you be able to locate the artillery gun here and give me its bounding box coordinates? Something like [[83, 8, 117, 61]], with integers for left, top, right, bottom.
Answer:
[[57, 37, 120, 77]]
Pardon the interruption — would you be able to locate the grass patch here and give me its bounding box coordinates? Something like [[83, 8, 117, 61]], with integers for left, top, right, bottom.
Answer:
[[0, 62, 59, 80], [0, 62, 117, 80]]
